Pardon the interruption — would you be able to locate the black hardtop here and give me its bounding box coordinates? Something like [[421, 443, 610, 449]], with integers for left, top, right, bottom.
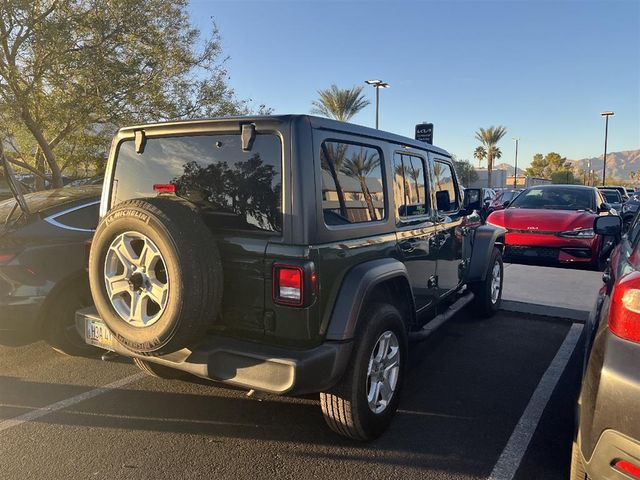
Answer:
[[117, 114, 452, 159]]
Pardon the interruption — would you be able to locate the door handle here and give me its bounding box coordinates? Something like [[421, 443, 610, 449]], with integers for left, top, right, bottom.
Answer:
[[399, 239, 416, 253]]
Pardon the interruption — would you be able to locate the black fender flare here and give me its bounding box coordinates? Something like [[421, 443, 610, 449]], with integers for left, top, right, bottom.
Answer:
[[325, 258, 415, 341], [466, 224, 507, 282]]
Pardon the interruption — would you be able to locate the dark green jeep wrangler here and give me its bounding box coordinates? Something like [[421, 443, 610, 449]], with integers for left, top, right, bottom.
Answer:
[[78, 115, 505, 440]]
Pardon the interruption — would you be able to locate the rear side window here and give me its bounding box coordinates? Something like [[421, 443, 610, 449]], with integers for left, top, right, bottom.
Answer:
[[320, 141, 385, 225], [113, 134, 282, 233], [393, 153, 428, 220], [55, 203, 99, 231], [433, 160, 459, 213]]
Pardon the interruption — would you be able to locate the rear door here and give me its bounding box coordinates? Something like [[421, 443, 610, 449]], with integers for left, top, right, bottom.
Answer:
[[111, 131, 284, 341], [393, 151, 439, 311], [430, 156, 465, 299]]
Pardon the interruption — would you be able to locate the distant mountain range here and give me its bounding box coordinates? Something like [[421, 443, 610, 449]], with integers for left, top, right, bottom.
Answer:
[[494, 162, 525, 176], [567, 149, 640, 180]]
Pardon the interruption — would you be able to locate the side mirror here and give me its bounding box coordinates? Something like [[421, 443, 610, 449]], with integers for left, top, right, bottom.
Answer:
[[436, 190, 451, 212], [463, 188, 482, 211], [594, 215, 622, 237]]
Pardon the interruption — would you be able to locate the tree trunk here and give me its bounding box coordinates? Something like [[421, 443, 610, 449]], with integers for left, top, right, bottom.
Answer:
[[359, 178, 377, 221], [322, 147, 348, 218], [20, 109, 63, 188], [487, 152, 493, 188], [35, 150, 45, 190]]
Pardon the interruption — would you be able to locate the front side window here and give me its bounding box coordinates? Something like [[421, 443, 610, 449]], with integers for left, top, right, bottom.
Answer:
[[433, 160, 459, 213], [113, 134, 282, 233], [393, 153, 428, 219], [321, 141, 385, 225]]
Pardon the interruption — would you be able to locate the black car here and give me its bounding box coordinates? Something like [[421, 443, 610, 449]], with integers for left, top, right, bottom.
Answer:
[[621, 197, 640, 231], [599, 188, 623, 213], [0, 186, 101, 355], [572, 214, 640, 479]]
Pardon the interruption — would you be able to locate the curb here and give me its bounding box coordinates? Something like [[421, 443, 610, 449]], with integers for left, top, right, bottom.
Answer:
[[501, 300, 589, 323]]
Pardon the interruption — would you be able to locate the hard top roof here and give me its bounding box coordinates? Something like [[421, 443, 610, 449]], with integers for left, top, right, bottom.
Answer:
[[118, 114, 452, 158]]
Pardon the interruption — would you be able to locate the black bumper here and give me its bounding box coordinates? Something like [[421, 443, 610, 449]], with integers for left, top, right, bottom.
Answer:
[[0, 299, 43, 344], [76, 308, 353, 396]]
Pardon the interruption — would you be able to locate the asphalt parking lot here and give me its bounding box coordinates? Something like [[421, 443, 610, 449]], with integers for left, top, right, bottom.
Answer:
[[0, 308, 583, 480]]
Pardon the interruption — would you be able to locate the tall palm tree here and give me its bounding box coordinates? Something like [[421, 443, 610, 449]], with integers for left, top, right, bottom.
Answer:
[[475, 126, 507, 187], [311, 85, 370, 122], [321, 142, 348, 218], [341, 148, 380, 220], [473, 146, 486, 168]]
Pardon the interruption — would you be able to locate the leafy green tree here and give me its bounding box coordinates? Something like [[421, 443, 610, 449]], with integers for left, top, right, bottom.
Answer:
[[453, 158, 479, 186], [0, 0, 257, 188], [551, 169, 580, 184], [311, 85, 370, 122], [475, 126, 507, 187], [524, 152, 571, 179]]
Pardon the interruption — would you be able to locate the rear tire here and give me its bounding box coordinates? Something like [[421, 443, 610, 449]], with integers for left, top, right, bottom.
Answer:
[[320, 303, 407, 441], [468, 247, 503, 318], [132, 358, 186, 379]]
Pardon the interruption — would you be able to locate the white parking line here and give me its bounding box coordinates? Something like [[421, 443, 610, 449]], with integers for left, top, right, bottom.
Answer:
[[488, 322, 583, 480], [0, 373, 145, 433]]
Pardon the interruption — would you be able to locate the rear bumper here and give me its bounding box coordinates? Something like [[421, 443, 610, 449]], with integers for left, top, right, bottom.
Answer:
[[76, 308, 353, 396], [579, 328, 640, 476], [581, 430, 640, 480]]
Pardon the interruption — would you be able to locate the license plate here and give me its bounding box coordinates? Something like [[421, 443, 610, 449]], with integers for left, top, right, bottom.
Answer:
[[85, 318, 115, 351]]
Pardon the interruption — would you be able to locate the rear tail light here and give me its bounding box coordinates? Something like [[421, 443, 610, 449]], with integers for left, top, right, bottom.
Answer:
[[0, 251, 18, 264], [609, 271, 640, 343], [153, 183, 176, 194], [613, 459, 640, 478], [272, 264, 315, 307]]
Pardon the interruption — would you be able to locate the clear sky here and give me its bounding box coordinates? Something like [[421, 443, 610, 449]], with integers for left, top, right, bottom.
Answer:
[[188, 0, 640, 168]]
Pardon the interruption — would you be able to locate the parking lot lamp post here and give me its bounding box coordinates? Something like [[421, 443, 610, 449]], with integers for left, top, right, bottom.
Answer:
[[365, 79, 390, 129], [512, 138, 519, 188], [601, 111, 614, 185]]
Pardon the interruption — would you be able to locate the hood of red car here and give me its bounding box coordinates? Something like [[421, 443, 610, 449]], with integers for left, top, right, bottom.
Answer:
[[487, 208, 596, 232]]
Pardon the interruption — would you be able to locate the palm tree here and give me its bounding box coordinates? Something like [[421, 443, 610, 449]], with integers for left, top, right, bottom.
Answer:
[[473, 146, 486, 168], [341, 148, 380, 220], [311, 85, 370, 122], [394, 163, 410, 208], [321, 142, 349, 218], [475, 126, 507, 187], [406, 165, 422, 203]]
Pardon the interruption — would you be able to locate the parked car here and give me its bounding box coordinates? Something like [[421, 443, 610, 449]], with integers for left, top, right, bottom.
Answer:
[[621, 197, 640, 232], [487, 189, 522, 214], [76, 114, 506, 440], [571, 214, 640, 480], [597, 185, 629, 202], [0, 185, 101, 355], [599, 188, 623, 213], [486, 184, 615, 269]]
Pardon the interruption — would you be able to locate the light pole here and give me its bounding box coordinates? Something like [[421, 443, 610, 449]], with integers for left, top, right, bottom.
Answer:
[[601, 111, 614, 186], [512, 138, 519, 188], [365, 79, 390, 129]]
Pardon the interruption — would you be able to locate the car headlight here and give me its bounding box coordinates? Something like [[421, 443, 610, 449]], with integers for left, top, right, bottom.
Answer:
[[559, 228, 595, 238]]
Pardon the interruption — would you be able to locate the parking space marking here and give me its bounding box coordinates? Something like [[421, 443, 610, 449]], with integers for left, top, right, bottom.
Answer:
[[0, 373, 145, 433], [488, 322, 583, 480]]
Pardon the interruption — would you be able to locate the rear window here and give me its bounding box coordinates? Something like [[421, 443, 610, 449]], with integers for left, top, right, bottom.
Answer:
[[112, 134, 282, 233], [602, 190, 621, 203]]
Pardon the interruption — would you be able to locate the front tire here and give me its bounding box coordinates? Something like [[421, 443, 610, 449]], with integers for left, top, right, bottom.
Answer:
[[468, 247, 503, 318], [320, 303, 407, 441]]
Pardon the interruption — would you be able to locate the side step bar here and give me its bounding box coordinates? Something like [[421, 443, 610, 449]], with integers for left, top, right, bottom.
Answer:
[[408, 292, 474, 342]]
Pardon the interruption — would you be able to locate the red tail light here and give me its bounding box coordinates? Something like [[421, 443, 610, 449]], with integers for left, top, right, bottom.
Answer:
[[0, 251, 18, 264], [614, 459, 640, 478], [609, 271, 640, 343], [273, 265, 304, 306], [153, 183, 176, 194]]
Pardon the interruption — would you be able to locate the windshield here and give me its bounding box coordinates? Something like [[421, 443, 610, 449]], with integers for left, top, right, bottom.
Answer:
[[602, 190, 622, 203], [509, 186, 595, 211]]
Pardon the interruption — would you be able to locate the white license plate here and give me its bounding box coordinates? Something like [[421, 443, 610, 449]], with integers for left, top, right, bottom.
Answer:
[[85, 318, 115, 351]]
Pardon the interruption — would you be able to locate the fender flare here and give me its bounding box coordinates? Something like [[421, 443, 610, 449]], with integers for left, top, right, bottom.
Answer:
[[325, 258, 415, 341], [466, 224, 507, 282]]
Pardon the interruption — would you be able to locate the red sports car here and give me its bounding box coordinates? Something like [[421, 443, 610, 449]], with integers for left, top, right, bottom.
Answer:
[[486, 185, 614, 268]]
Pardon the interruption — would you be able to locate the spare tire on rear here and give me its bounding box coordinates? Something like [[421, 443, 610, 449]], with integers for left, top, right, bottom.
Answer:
[[89, 197, 222, 356]]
